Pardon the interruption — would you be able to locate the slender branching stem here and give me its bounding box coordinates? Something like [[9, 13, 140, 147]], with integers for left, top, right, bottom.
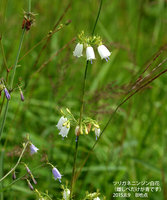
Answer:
[[28, 0, 31, 13], [92, 0, 103, 36], [0, 2, 31, 199], [70, 1, 103, 198], [0, 38, 8, 72], [10, 30, 25, 90], [0, 141, 29, 182], [0, 29, 25, 141], [0, 149, 4, 200], [0, 38, 9, 116]]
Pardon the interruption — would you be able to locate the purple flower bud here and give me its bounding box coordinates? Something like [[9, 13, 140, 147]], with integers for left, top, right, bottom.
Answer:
[[26, 166, 31, 174], [31, 176, 37, 185], [30, 144, 39, 155], [25, 165, 37, 184], [4, 87, 10, 100], [20, 91, 24, 101], [27, 180, 34, 191], [52, 167, 62, 182], [12, 171, 16, 180]]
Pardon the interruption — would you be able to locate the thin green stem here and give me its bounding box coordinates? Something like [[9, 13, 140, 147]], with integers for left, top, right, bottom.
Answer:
[[0, 38, 9, 116], [92, 0, 103, 36], [0, 38, 8, 71], [28, 0, 31, 13], [70, 1, 103, 198], [10, 29, 25, 89], [75, 67, 167, 181], [0, 101, 9, 140], [0, 141, 29, 182], [0, 149, 4, 200], [0, 29, 25, 141], [79, 60, 89, 128]]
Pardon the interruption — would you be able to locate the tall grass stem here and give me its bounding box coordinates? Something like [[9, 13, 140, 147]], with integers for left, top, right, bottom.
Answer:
[[70, 0, 103, 198]]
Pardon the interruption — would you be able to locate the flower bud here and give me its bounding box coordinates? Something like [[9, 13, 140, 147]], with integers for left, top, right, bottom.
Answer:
[[20, 91, 25, 101], [12, 171, 17, 180], [27, 179, 34, 191], [4, 87, 10, 100]]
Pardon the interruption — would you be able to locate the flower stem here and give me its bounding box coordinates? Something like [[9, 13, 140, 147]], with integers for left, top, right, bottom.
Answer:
[[0, 29, 25, 141], [10, 29, 25, 90], [0, 1, 30, 198], [70, 1, 103, 198], [28, 0, 31, 13], [92, 0, 103, 36], [0, 149, 4, 200], [0, 141, 29, 182]]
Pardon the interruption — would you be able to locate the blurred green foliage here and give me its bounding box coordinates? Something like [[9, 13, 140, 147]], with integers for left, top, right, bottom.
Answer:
[[0, 0, 167, 199]]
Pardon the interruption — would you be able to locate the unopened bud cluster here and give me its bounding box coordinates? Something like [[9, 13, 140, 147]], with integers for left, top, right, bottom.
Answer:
[[0, 80, 25, 101]]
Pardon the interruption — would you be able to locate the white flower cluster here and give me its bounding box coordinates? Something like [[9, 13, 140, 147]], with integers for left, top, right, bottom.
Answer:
[[73, 43, 111, 63], [56, 116, 70, 138], [56, 109, 101, 140]]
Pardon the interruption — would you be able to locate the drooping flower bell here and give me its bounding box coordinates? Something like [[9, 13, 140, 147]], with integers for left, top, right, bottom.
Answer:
[[4, 87, 10, 100], [52, 167, 62, 182], [97, 45, 111, 62], [30, 143, 39, 155], [73, 43, 83, 58], [86, 46, 95, 64], [94, 128, 100, 140], [59, 124, 70, 138], [56, 116, 67, 130], [57, 116, 70, 138], [63, 189, 70, 200]]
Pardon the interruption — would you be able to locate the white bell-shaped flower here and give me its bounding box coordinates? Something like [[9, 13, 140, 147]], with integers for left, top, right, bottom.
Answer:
[[73, 43, 83, 57], [59, 125, 70, 138], [97, 45, 111, 61], [95, 128, 100, 140], [93, 197, 100, 200], [86, 46, 95, 63], [63, 189, 70, 200], [56, 116, 67, 131]]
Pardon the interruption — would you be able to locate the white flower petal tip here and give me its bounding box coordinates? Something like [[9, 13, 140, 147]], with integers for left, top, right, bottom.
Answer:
[[56, 116, 67, 131], [86, 46, 96, 63], [95, 128, 100, 140], [97, 45, 111, 61], [30, 144, 39, 155], [73, 43, 83, 57]]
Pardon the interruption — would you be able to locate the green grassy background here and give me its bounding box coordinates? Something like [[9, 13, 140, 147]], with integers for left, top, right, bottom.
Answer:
[[0, 0, 167, 199]]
